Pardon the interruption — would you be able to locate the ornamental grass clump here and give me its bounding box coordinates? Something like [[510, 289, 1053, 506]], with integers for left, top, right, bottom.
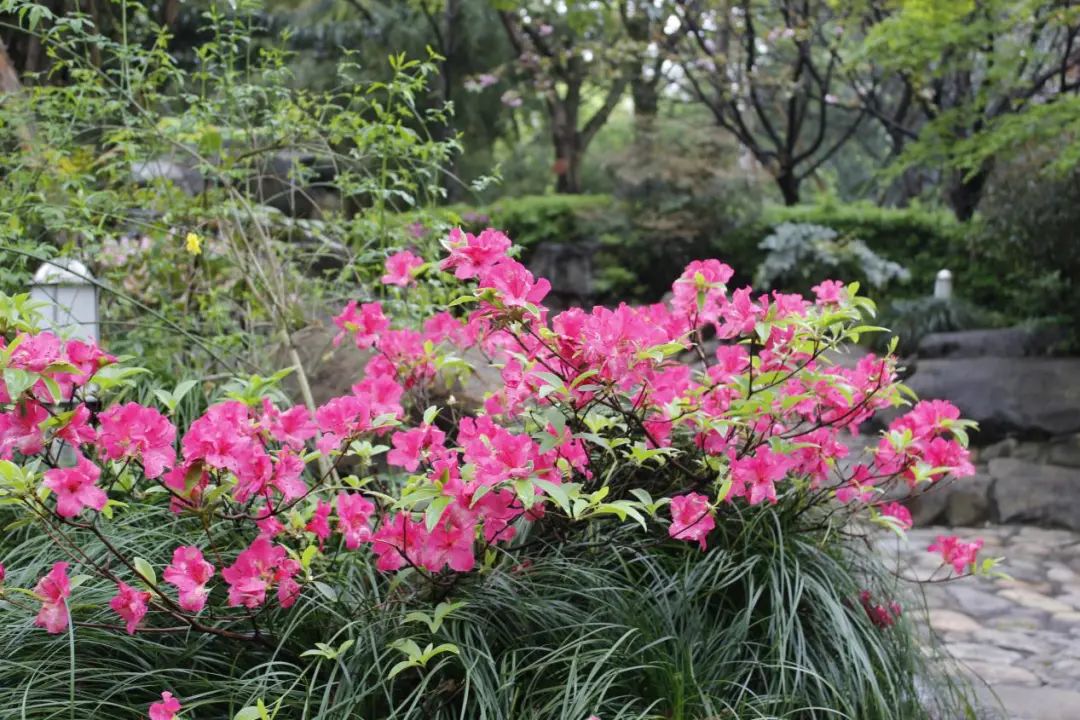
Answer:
[[0, 229, 990, 718]]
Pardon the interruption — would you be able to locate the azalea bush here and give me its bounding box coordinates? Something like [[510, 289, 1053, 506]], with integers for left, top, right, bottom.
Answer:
[[0, 229, 992, 718]]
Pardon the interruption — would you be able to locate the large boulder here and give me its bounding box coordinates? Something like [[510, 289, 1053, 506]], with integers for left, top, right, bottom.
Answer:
[[905, 358, 1080, 440], [918, 326, 1066, 360], [989, 458, 1080, 530]]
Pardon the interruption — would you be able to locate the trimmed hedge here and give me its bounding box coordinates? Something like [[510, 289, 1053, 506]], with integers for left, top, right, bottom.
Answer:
[[425, 195, 1020, 333]]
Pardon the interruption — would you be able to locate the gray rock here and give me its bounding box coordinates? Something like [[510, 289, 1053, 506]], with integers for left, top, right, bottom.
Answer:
[[131, 158, 206, 195], [918, 325, 1065, 360], [276, 323, 372, 406], [990, 459, 1080, 530], [1048, 434, 1080, 469], [905, 358, 1080, 440], [527, 241, 598, 311], [944, 473, 995, 526]]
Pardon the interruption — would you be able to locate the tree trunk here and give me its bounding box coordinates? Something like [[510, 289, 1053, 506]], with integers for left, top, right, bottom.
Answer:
[[776, 170, 801, 206], [554, 132, 582, 194], [946, 165, 990, 221]]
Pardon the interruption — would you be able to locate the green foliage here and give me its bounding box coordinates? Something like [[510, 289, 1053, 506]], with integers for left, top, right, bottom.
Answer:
[[451, 194, 616, 249], [755, 222, 910, 294], [0, 498, 977, 719], [0, 0, 456, 382]]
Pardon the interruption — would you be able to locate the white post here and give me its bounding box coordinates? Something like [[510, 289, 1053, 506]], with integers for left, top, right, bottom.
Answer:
[[933, 269, 953, 301], [29, 259, 100, 344]]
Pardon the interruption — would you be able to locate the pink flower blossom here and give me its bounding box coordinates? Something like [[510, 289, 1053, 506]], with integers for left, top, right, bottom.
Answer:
[[110, 581, 151, 634], [149, 691, 182, 720], [928, 535, 984, 574], [668, 493, 715, 550], [479, 259, 551, 308], [0, 400, 48, 459], [332, 301, 389, 349], [97, 402, 177, 478], [730, 447, 790, 505], [859, 590, 901, 629], [163, 546, 215, 613], [55, 404, 96, 446], [306, 500, 332, 547], [422, 511, 476, 572], [381, 250, 424, 287], [315, 394, 374, 455], [671, 259, 733, 324], [878, 502, 912, 530], [260, 400, 316, 450], [387, 425, 446, 472], [221, 537, 301, 609], [0, 561, 5, 584], [336, 492, 376, 549], [43, 454, 107, 517], [811, 280, 846, 305], [440, 227, 511, 280], [33, 562, 71, 634]]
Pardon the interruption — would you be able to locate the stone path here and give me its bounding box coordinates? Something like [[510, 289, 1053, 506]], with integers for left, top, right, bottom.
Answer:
[[892, 525, 1080, 719]]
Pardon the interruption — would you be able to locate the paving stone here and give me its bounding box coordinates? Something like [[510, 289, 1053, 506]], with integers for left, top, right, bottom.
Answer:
[[962, 660, 1041, 686], [929, 609, 981, 634], [999, 588, 1076, 614], [985, 684, 1080, 720], [946, 642, 1024, 665], [948, 585, 1016, 614]]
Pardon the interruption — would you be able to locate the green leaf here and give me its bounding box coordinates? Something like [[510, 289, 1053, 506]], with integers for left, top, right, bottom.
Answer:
[[233, 707, 263, 720], [133, 557, 157, 587], [387, 659, 418, 679]]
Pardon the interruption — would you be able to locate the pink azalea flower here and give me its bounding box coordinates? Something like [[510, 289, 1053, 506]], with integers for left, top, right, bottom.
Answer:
[[0, 400, 48, 459], [811, 279, 846, 305], [8, 331, 62, 372], [55, 404, 96, 446], [668, 493, 715, 550], [33, 561, 71, 634], [260, 400, 316, 450], [671, 259, 733, 324], [110, 581, 151, 634], [370, 513, 426, 571], [859, 590, 901, 629], [163, 546, 215, 613], [221, 537, 301, 609], [878, 501, 913, 530], [97, 402, 177, 478], [315, 394, 374, 455], [381, 250, 424, 287], [352, 375, 405, 419], [306, 500, 332, 547], [43, 454, 107, 517], [332, 301, 389, 349], [63, 338, 115, 385], [0, 561, 5, 585], [149, 691, 182, 720], [479, 259, 551, 307], [928, 535, 984, 574], [387, 425, 446, 472], [421, 512, 476, 572], [440, 227, 512, 280], [730, 447, 790, 505], [336, 492, 376, 549]]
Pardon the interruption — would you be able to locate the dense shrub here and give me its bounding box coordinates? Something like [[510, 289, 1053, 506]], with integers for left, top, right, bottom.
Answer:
[[0, 228, 992, 718], [0, 1, 456, 383]]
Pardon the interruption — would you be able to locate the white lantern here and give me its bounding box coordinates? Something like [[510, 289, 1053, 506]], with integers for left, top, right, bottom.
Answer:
[[933, 269, 953, 301], [29, 259, 100, 344]]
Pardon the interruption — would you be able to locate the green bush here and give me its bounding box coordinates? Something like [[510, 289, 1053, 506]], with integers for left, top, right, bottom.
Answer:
[[448, 194, 616, 249]]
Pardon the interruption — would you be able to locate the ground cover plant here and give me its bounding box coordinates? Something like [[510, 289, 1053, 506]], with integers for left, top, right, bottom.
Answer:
[[0, 227, 993, 719]]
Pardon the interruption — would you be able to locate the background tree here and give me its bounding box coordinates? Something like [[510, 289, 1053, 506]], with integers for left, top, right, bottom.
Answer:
[[496, 1, 630, 194], [854, 0, 1080, 219], [669, 0, 867, 205]]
